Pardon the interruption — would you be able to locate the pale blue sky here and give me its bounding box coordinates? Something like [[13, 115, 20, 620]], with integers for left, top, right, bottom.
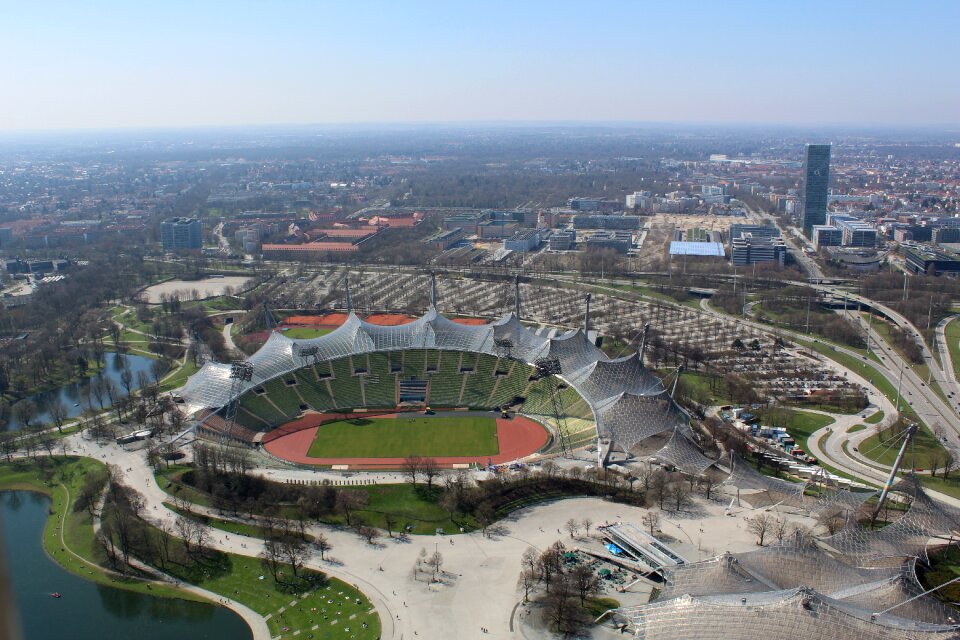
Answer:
[[0, 0, 957, 130]]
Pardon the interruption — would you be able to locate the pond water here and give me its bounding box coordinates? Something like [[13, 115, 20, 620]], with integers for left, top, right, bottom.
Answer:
[[8, 352, 166, 430], [0, 490, 252, 640]]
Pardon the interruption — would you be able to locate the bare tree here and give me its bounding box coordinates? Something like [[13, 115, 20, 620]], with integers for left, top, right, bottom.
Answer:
[[403, 455, 424, 485], [746, 513, 773, 546], [421, 457, 442, 491], [564, 518, 580, 539], [259, 539, 283, 581], [670, 481, 691, 512], [642, 511, 660, 535], [335, 490, 369, 526], [279, 537, 308, 577], [774, 516, 788, 544], [314, 532, 332, 560], [571, 563, 601, 605], [49, 399, 69, 433], [358, 525, 380, 545], [581, 517, 593, 535], [426, 550, 444, 581]]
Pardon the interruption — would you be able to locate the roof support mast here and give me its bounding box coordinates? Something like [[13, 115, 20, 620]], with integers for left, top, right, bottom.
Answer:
[[872, 423, 918, 526], [514, 275, 521, 319], [583, 293, 592, 334]]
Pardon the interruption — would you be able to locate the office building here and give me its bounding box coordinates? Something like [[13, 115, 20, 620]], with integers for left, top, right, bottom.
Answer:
[[801, 144, 831, 238], [583, 230, 633, 254], [503, 230, 541, 253], [812, 225, 843, 250], [730, 232, 786, 266], [161, 217, 202, 251], [548, 230, 575, 251]]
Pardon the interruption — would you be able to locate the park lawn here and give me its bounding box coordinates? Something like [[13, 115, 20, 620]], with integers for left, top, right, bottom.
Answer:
[[848, 424, 867, 433], [0, 458, 201, 602], [344, 483, 477, 535], [758, 408, 834, 451], [307, 415, 499, 458], [164, 503, 269, 539], [946, 319, 960, 387], [857, 422, 946, 472], [676, 370, 734, 406], [160, 358, 201, 392], [158, 547, 380, 640], [280, 327, 333, 339], [865, 410, 885, 424], [156, 465, 214, 507]]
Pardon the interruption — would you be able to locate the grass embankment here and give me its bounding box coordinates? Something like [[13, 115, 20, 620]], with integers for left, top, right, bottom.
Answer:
[[161, 551, 380, 640], [156, 466, 474, 535], [165, 503, 269, 539], [121, 507, 380, 640], [159, 359, 200, 392], [946, 318, 960, 385], [307, 416, 499, 458], [857, 423, 948, 472], [0, 457, 200, 601], [758, 408, 835, 452]]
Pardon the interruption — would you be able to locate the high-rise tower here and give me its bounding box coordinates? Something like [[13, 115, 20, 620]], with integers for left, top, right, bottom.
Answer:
[[801, 144, 831, 238]]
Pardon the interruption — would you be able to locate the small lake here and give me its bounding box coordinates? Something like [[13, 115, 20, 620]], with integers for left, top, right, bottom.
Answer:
[[0, 491, 252, 640], [8, 353, 165, 430]]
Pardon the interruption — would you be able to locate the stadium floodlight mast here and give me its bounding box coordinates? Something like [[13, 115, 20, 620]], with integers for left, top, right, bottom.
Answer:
[[494, 337, 514, 359], [297, 345, 320, 364], [223, 360, 254, 443], [534, 356, 573, 458]]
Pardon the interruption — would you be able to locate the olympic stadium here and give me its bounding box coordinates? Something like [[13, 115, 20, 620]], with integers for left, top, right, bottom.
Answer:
[[175, 281, 960, 639]]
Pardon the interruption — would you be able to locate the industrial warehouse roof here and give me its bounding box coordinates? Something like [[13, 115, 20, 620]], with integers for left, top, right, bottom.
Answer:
[[669, 241, 725, 256]]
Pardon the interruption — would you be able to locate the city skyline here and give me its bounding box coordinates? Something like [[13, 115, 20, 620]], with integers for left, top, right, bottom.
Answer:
[[1, 0, 959, 131]]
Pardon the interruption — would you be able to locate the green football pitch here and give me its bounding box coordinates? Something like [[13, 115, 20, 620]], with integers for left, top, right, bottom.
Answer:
[[306, 415, 499, 458]]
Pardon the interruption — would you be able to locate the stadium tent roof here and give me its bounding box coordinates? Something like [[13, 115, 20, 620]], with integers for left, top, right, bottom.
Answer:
[[177, 307, 705, 459]]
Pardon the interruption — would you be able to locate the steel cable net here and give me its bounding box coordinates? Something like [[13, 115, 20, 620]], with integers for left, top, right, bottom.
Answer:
[[545, 329, 608, 378], [655, 428, 716, 476], [823, 477, 960, 565], [837, 559, 960, 626], [657, 545, 897, 601], [618, 588, 960, 640], [491, 315, 550, 363], [719, 454, 812, 509], [429, 312, 495, 353], [569, 353, 665, 406], [596, 391, 688, 451]]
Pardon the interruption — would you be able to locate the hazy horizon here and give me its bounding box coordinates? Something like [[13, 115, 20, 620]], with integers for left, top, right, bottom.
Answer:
[[2, 0, 958, 131]]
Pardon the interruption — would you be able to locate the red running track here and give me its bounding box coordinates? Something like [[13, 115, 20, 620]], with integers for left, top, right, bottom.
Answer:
[[262, 411, 549, 468]]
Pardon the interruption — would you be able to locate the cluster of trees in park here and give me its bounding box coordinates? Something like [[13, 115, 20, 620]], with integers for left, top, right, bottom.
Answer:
[[0, 251, 190, 429], [0, 366, 183, 462], [860, 272, 960, 346], [519, 542, 605, 636], [97, 466, 328, 593], [749, 285, 865, 348]]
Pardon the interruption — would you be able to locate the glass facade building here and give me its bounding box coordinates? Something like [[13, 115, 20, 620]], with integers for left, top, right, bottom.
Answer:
[[801, 144, 831, 238]]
